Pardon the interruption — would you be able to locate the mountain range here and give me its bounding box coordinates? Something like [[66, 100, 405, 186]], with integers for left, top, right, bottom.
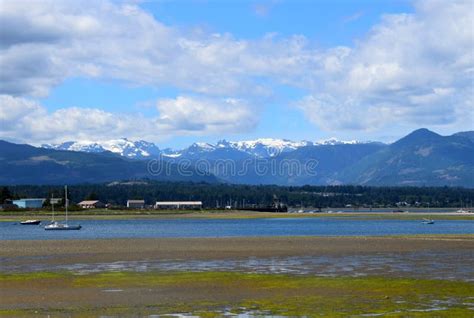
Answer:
[[1, 128, 473, 187], [0, 141, 216, 185], [42, 137, 362, 159]]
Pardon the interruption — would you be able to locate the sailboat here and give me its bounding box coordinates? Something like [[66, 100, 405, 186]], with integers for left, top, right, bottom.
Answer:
[[45, 186, 82, 231], [422, 218, 434, 224], [19, 201, 41, 225]]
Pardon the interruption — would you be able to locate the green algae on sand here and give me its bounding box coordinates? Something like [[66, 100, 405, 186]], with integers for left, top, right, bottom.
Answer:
[[1, 271, 473, 317]]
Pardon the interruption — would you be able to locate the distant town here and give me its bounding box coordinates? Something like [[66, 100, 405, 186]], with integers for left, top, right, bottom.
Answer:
[[1, 183, 473, 212]]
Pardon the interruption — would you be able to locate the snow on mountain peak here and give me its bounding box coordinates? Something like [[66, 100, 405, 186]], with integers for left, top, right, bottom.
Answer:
[[224, 138, 312, 157], [315, 137, 361, 145], [233, 138, 308, 149], [42, 136, 368, 160], [194, 142, 215, 150], [43, 138, 160, 159], [42, 140, 106, 153]]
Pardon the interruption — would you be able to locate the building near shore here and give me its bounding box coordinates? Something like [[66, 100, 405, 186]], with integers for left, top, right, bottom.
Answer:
[[77, 200, 106, 209], [127, 199, 145, 209], [154, 201, 202, 209], [50, 198, 62, 205], [12, 198, 45, 209]]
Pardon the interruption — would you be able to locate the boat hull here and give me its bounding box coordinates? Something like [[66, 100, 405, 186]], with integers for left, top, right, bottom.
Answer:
[[45, 225, 82, 231], [20, 220, 41, 225]]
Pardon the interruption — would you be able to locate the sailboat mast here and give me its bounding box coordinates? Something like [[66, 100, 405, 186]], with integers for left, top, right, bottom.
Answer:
[[65, 185, 68, 224], [51, 193, 55, 222]]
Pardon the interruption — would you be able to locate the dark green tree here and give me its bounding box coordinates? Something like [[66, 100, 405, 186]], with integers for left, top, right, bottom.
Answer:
[[85, 192, 99, 200], [0, 186, 12, 203]]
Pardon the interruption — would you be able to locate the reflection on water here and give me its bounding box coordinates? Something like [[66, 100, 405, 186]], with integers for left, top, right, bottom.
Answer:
[[2, 251, 473, 282]]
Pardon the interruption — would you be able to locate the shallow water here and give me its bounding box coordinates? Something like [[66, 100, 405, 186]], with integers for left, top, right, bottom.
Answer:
[[2, 251, 473, 282], [1, 218, 473, 240]]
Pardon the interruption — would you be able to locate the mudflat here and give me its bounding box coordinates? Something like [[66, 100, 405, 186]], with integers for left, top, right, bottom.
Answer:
[[1, 236, 473, 317], [2, 235, 474, 265]]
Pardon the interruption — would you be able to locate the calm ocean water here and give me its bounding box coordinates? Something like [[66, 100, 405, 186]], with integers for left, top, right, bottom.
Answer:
[[1, 218, 473, 240]]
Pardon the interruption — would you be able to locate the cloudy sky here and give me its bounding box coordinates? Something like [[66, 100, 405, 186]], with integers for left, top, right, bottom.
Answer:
[[0, 0, 473, 147]]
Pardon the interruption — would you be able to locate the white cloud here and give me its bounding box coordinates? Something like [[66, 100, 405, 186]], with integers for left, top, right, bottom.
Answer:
[[0, 95, 42, 123], [0, 0, 315, 98], [0, 95, 144, 143], [0, 0, 472, 143], [156, 96, 257, 134], [0, 95, 257, 144], [298, 0, 474, 132]]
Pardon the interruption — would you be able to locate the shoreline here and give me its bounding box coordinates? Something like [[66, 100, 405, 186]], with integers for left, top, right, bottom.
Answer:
[[1, 210, 474, 221]]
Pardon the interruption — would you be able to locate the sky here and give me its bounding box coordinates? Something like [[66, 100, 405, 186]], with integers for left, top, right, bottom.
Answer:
[[0, 0, 473, 148]]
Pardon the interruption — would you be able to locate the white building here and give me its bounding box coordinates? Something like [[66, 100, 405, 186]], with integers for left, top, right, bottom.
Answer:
[[78, 200, 106, 209]]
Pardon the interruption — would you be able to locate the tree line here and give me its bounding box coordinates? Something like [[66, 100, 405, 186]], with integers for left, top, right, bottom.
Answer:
[[1, 181, 473, 208]]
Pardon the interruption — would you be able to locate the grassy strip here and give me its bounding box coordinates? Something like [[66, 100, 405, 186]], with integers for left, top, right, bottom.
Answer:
[[1, 271, 473, 317], [1, 210, 474, 221]]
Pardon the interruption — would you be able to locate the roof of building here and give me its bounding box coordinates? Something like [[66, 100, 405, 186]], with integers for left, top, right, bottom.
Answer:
[[78, 200, 101, 205], [13, 198, 46, 201], [127, 200, 145, 203], [155, 201, 202, 205]]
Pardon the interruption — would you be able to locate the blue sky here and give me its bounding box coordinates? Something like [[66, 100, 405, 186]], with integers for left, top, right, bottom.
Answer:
[[1, 0, 472, 148], [141, 0, 413, 44]]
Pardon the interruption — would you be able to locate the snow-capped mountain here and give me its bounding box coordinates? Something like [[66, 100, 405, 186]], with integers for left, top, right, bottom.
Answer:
[[160, 139, 314, 158], [315, 137, 361, 145], [42, 141, 108, 153], [183, 138, 365, 157], [42, 137, 369, 160], [6, 129, 474, 187], [42, 138, 161, 159], [219, 139, 313, 157]]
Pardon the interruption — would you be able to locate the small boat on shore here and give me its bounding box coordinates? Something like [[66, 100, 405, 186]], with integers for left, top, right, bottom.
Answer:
[[20, 219, 41, 225], [422, 218, 434, 224]]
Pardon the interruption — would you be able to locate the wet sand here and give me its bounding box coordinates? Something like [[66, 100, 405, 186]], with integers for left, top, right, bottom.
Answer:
[[1, 235, 474, 316], [1, 235, 473, 267]]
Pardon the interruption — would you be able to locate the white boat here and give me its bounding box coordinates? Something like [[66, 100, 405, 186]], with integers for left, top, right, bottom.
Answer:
[[45, 187, 81, 231], [20, 219, 41, 225], [422, 218, 434, 224], [45, 221, 82, 231]]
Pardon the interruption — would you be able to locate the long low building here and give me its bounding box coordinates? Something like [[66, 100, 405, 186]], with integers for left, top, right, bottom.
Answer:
[[154, 201, 202, 209], [78, 200, 106, 209], [12, 198, 45, 209]]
